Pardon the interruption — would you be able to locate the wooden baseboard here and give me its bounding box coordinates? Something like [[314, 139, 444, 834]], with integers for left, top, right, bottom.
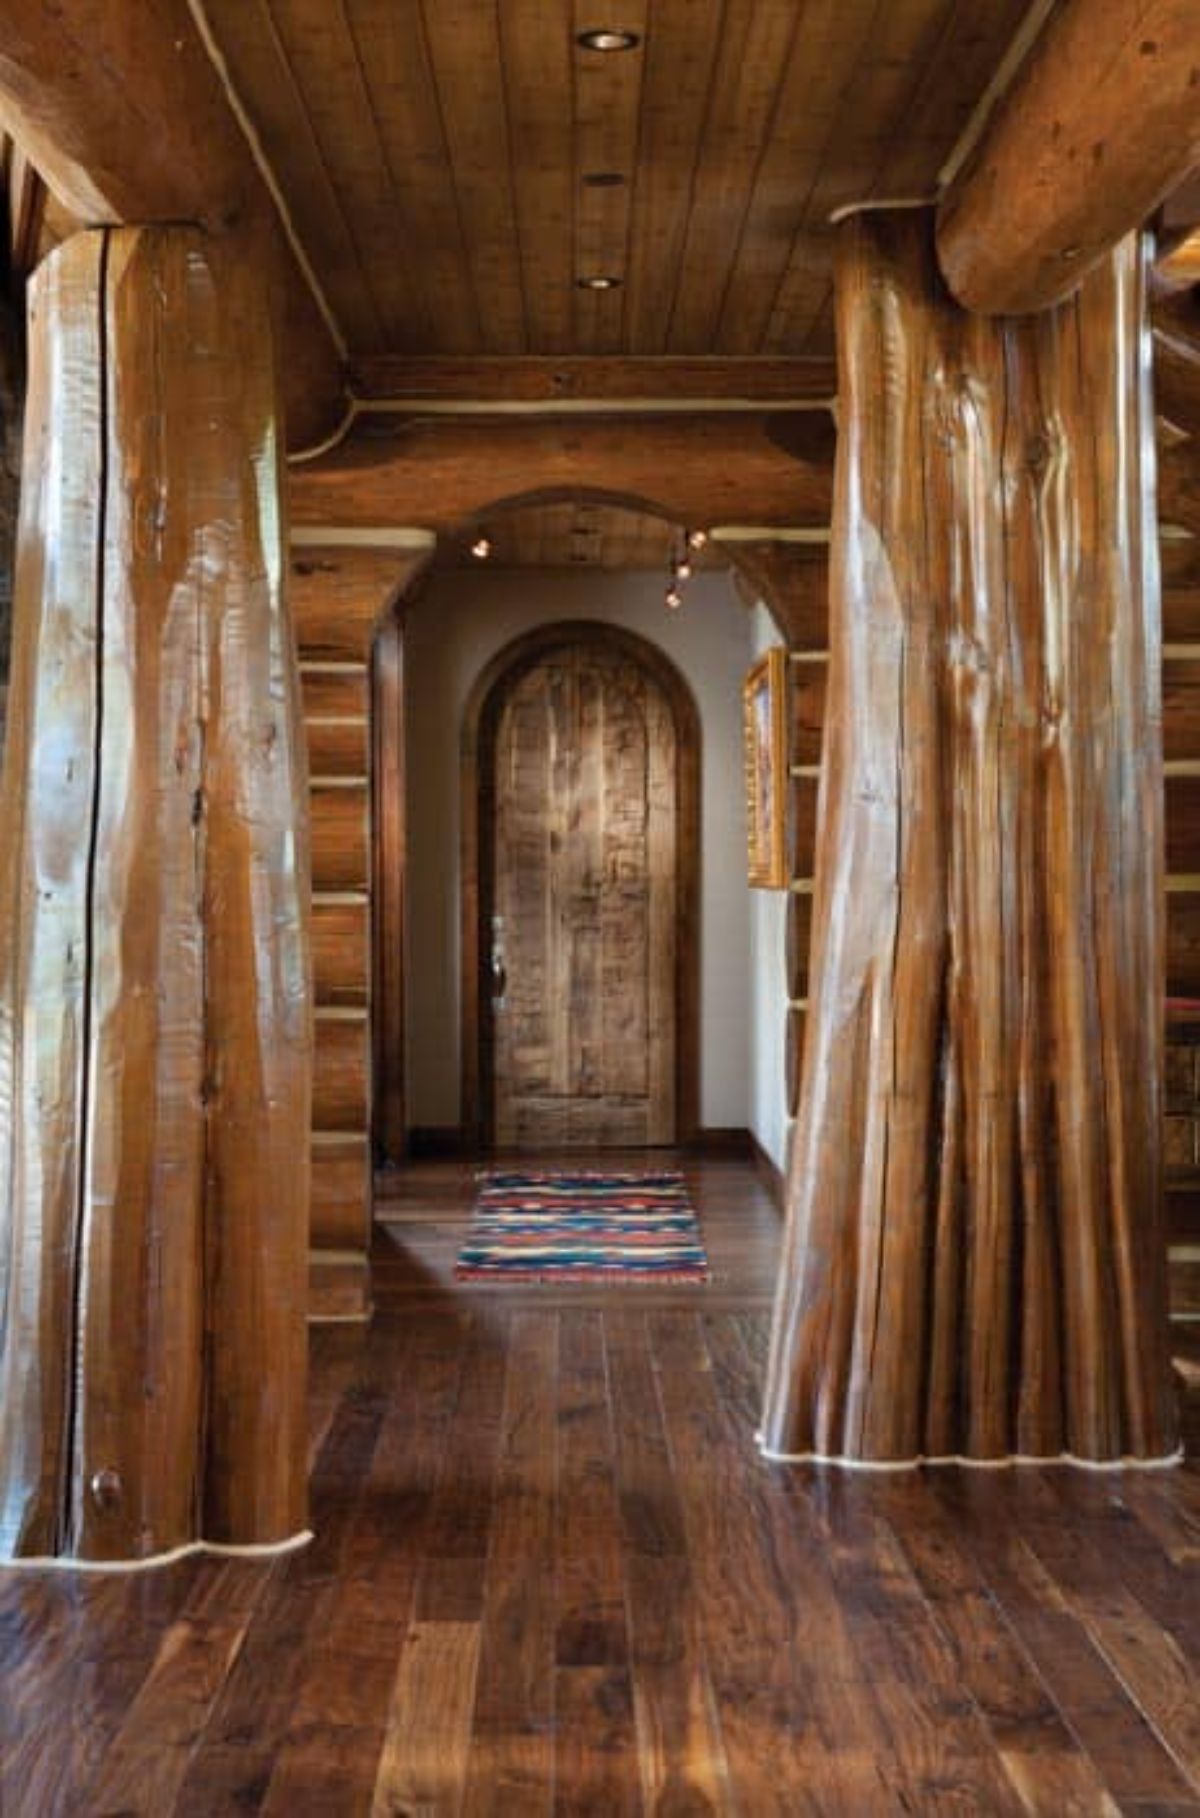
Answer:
[[407, 1124, 757, 1159], [309, 1249, 372, 1323], [685, 1127, 755, 1158], [407, 1124, 472, 1158], [749, 1131, 786, 1213]]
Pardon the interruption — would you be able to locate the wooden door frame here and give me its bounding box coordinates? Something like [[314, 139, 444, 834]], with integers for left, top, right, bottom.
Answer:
[[372, 611, 407, 1165], [460, 619, 702, 1152]]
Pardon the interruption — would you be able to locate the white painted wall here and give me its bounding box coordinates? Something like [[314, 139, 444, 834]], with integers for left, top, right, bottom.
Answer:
[[402, 566, 756, 1131], [747, 602, 792, 1173]]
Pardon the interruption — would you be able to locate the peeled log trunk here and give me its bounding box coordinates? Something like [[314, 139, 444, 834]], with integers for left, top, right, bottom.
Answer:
[[0, 285, 21, 751], [761, 211, 1177, 1466], [0, 227, 312, 1562]]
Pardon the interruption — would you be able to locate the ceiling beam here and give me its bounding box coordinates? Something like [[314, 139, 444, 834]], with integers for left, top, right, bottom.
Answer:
[[348, 355, 837, 410], [289, 413, 836, 534], [936, 0, 1200, 316], [0, 0, 345, 451]]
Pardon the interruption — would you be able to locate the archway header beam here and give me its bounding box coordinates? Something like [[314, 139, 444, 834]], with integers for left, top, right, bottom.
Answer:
[[288, 413, 836, 534]]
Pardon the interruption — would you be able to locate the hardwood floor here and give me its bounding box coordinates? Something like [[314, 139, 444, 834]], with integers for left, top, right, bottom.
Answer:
[[4, 1154, 1200, 1815]]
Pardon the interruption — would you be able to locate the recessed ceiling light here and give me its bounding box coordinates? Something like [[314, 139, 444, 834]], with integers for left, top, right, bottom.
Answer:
[[577, 274, 622, 291], [576, 27, 641, 51], [471, 535, 492, 560]]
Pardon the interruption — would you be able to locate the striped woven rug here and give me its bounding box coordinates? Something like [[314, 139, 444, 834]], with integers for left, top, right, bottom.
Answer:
[[455, 1170, 709, 1284]]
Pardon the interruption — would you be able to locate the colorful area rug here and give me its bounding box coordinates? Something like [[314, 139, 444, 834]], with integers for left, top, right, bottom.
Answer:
[[455, 1170, 709, 1284]]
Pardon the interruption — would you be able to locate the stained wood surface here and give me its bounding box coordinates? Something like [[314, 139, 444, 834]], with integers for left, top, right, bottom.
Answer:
[[489, 641, 678, 1148], [763, 210, 1177, 1466], [292, 548, 430, 1310], [0, 2, 342, 449], [0, 275, 20, 753], [288, 412, 835, 533], [937, 0, 1200, 317], [4, 1155, 1200, 1813], [351, 353, 836, 402], [437, 498, 729, 575], [0, 227, 311, 1561], [291, 548, 431, 665], [194, 0, 1028, 363]]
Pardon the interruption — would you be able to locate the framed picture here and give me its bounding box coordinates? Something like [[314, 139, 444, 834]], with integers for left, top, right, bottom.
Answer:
[[743, 646, 788, 889]]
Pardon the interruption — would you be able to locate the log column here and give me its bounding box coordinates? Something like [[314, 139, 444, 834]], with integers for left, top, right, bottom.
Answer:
[[0, 226, 312, 1562], [761, 210, 1179, 1467]]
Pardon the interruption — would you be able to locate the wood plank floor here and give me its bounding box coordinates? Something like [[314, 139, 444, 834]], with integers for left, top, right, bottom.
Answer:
[[4, 1154, 1200, 1815]]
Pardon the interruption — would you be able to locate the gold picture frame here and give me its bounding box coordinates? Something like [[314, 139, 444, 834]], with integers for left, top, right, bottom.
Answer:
[[743, 646, 788, 889]]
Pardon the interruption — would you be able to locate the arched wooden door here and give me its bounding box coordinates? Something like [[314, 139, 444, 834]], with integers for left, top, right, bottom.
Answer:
[[474, 626, 697, 1150]]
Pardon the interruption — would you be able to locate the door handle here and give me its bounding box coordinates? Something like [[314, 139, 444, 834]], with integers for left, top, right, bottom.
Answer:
[[490, 950, 507, 1009]]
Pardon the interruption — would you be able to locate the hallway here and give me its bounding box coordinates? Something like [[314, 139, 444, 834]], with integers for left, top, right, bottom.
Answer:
[[4, 1156, 1200, 1814]]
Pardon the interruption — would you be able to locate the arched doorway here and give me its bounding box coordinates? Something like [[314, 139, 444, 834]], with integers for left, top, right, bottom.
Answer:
[[461, 621, 700, 1151], [370, 490, 815, 1174]]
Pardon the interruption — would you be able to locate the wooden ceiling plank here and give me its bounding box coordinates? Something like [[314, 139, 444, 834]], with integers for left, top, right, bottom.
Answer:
[[761, 0, 956, 350], [759, 0, 1030, 352], [665, 0, 803, 352], [263, 0, 418, 345], [500, 2, 576, 353], [438, 499, 724, 571], [622, 0, 728, 352], [937, 0, 1200, 315], [419, 0, 528, 352], [875, 0, 1032, 198], [0, 0, 344, 449], [572, 0, 648, 353], [713, 0, 871, 353], [760, 0, 974, 349], [348, 352, 837, 403], [201, 0, 386, 349], [344, 0, 482, 353]]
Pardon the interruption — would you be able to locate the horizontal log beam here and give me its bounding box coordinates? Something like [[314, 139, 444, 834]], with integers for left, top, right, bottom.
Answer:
[[1154, 295, 1200, 435], [348, 354, 838, 408], [937, 0, 1200, 315], [1160, 440, 1200, 534], [289, 414, 837, 533], [0, 0, 345, 451], [1155, 227, 1200, 293]]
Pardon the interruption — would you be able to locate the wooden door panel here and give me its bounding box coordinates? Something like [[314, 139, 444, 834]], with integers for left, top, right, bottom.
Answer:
[[491, 642, 676, 1148]]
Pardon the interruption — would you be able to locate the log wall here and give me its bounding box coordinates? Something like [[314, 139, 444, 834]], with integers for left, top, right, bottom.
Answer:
[[291, 543, 431, 1319]]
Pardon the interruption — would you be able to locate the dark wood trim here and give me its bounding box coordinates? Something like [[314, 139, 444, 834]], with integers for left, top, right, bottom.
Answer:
[[371, 615, 406, 1167], [349, 353, 837, 405], [461, 620, 702, 1153]]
